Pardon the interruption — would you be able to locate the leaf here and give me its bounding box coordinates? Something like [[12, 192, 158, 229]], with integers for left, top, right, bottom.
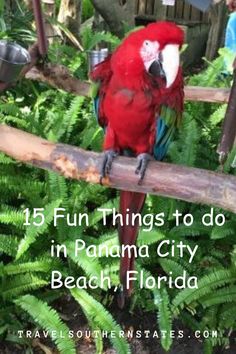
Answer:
[[71, 288, 130, 354], [16, 199, 62, 260], [15, 295, 76, 354]]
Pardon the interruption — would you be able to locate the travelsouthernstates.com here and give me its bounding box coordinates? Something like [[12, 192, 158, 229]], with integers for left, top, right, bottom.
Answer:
[[17, 329, 220, 340]]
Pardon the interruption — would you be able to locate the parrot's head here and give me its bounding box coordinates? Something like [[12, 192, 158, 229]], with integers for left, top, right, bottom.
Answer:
[[112, 21, 184, 89]]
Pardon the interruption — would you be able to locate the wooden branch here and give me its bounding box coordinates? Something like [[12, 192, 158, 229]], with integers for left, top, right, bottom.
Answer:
[[25, 63, 231, 103], [0, 124, 236, 213], [26, 64, 90, 96], [184, 86, 230, 104]]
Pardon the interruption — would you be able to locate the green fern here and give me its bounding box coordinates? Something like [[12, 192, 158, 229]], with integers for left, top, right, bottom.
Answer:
[[16, 199, 62, 260], [1, 274, 48, 299], [211, 220, 236, 239], [81, 27, 120, 51], [201, 286, 236, 307], [0, 234, 19, 256], [71, 288, 130, 354], [15, 295, 76, 354], [0, 206, 25, 229], [137, 266, 173, 351], [0, 259, 57, 276], [159, 258, 189, 279], [172, 269, 236, 313]]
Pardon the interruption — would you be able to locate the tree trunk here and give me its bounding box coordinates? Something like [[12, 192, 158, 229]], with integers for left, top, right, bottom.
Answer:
[[42, 0, 57, 43], [90, 0, 135, 38], [205, 2, 228, 60], [58, 0, 82, 38]]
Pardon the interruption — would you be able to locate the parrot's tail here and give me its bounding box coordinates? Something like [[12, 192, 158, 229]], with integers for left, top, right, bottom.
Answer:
[[118, 190, 146, 306]]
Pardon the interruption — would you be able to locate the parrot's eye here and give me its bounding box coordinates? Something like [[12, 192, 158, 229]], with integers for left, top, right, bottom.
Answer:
[[144, 40, 151, 46]]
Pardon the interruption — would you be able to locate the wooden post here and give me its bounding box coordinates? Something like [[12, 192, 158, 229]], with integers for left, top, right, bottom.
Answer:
[[218, 60, 236, 163], [205, 2, 228, 60], [154, 0, 167, 20]]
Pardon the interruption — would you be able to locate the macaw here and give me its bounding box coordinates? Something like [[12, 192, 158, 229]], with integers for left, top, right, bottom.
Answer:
[[90, 21, 184, 308]]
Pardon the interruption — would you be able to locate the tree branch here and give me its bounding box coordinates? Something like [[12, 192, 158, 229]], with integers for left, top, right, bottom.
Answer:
[[25, 64, 90, 96], [25, 62, 230, 103], [0, 124, 235, 213]]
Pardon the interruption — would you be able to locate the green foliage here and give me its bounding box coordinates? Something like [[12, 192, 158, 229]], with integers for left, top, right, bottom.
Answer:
[[81, 27, 120, 51], [71, 288, 130, 353], [82, 0, 94, 22], [15, 295, 76, 354], [0, 1, 35, 44]]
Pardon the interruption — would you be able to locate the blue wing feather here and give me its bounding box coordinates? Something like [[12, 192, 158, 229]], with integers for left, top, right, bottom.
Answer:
[[154, 117, 173, 161], [154, 105, 180, 161], [93, 97, 99, 123]]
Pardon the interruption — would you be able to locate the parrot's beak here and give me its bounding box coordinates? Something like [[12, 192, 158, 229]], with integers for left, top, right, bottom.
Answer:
[[161, 44, 180, 88], [148, 44, 180, 88], [148, 59, 166, 81]]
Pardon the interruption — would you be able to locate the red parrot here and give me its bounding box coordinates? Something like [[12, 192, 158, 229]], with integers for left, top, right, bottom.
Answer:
[[90, 21, 184, 307]]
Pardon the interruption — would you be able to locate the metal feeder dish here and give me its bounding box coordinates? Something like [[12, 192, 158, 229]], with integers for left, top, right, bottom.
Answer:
[[87, 48, 109, 73], [0, 41, 31, 83]]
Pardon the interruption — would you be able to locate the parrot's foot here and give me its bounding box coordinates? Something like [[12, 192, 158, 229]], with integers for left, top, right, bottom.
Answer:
[[100, 149, 118, 181], [135, 153, 152, 184]]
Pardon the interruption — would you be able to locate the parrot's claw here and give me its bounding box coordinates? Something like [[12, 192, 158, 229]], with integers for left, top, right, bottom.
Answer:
[[135, 153, 152, 184], [100, 149, 118, 181]]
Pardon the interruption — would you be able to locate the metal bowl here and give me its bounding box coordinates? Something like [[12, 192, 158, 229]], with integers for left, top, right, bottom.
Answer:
[[87, 48, 109, 73], [0, 40, 31, 83]]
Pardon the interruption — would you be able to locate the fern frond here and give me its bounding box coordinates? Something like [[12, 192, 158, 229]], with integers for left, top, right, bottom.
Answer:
[[0, 153, 15, 164], [1, 274, 48, 299], [0, 259, 56, 276], [48, 172, 68, 203], [137, 229, 165, 246], [71, 288, 130, 354], [66, 241, 106, 288], [89, 198, 118, 226], [64, 96, 85, 140], [169, 222, 211, 238], [219, 303, 236, 328], [211, 220, 236, 239], [0, 102, 21, 116], [0, 206, 25, 229], [159, 258, 189, 279], [137, 266, 173, 351], [172, 269, 236, 313], [16, 199, 62, 260], [201, 286, 236, 307], [15, 295, 76, 354], [209, 104, 227, 126], [0, 234, 18, 256]]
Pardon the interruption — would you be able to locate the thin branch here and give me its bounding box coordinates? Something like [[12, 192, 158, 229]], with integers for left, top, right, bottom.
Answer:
[[184, 86, 230, 104], [25, 63, 230, 103], [25, 64, 90, 96], [0, 124, 235, 213]]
